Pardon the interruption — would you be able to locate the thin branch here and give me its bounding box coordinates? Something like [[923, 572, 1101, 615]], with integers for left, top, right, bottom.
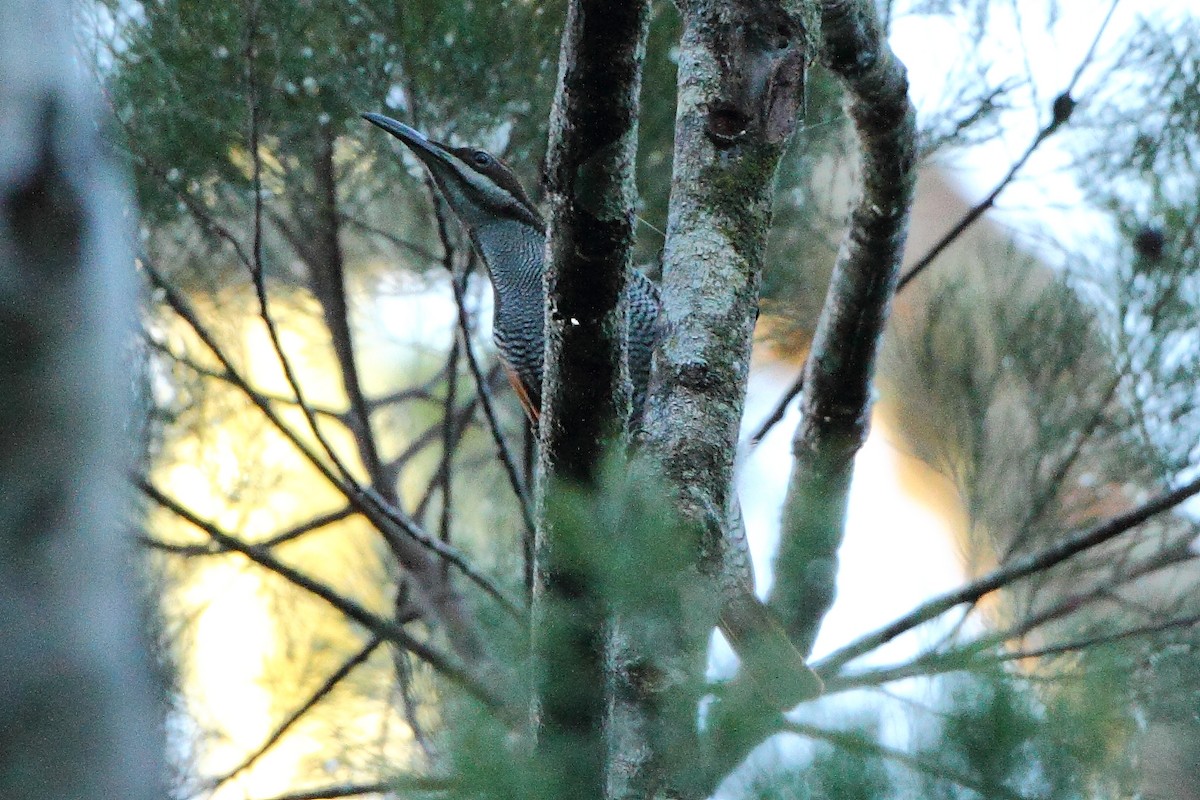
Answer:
[[137, 505, 356, 557], [393, 647, 435, 760], [823, 607, 1200, 696], [252, 785, 392, 800], [339, 209, 440, 264], [894, 0, 1116, 294], [747, 377, 803, 446], [254, 778, 449, 800], [749, 0, 1123, 447], [208, 635, 384, 790], [994, 356, 1130, 563], [1005, 611, 1200, 662], [138, 478, 506, 710], [143, 259, 521, 620], [143, 332, 350, 423], [816, 471, 1200, 675], [821, 537, 1197, 694], [438, 334, 461, 573], [382, 390, 483, 490]]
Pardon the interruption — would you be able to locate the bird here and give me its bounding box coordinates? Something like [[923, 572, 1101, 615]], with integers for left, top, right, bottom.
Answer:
[[361, 112, 657, 428], [363, 111, 821, 707]]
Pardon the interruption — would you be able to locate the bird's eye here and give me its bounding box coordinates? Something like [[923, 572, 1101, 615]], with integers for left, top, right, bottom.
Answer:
[[471, 151, 493, 167]]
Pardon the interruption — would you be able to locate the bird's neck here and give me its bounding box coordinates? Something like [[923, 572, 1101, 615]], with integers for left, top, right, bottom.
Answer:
[[470, 218, 545, 316]]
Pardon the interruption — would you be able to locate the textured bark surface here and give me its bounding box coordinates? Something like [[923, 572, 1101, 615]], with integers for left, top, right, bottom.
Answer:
[[0, 1, 163, 795], [536, 1, 649, 797], [633, 1, 814, 793], [641, 0, 810, 581], [769, 0, 917, 656], [540, 1, 649, 477]]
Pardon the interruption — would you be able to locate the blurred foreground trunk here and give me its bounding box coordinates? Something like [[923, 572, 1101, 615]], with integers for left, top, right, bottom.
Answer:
[[0, 1, 163, 796]]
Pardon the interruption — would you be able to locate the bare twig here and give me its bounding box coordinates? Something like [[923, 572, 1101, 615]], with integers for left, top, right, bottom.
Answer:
[[137, 505, 356, 557], [1002, 612, 1200, 663], [383, 391, 483, 490], [393, 647, 435, 759], [816, 471, 1200, 675], [139, 478, 506, 709], [143, 259, 521, 619], [142, 332, 350, 423], [438, 334, 462, 573], [254, 778, 450, 800], [338, 209, 440, 264], [208, 635, 384, 790], [821, 536, 1197, 694]]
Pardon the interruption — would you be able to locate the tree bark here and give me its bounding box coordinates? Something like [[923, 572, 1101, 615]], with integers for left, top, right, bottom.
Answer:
[[536, 0, 649, 797], [642, 0, 810, 579], [635, 0, 814, 793], [769, 0, 917, 656], [0, 1, 163, 796]]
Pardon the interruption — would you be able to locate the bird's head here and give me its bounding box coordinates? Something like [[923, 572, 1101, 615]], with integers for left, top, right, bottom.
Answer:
[[361, 112, 543, 232]]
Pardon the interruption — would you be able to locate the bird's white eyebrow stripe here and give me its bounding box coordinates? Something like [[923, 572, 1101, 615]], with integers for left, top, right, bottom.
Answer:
[[458, 157, 510, 201]]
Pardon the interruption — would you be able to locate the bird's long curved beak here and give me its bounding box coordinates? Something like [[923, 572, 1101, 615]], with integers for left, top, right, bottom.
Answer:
[[361, 112, 451, 167]]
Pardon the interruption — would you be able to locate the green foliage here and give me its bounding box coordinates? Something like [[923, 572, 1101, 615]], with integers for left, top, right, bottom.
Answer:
[[98, 0, 567, 293], [1070, 16, 1200, 473], [747, 731, 892, 800], [928, 673, 1042, 797], [94, 0, 1200, 797], [912, 661, 1137, 800]]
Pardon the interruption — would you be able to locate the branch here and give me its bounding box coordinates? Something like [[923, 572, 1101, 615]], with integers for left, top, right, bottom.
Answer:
[[770, 0, 917, 657], [816, 471, 1200, 675], [818, 539, 1197, 693], [137, 504, 355, 557], [748, 0, 1123, 446], [998, 611, 1200, 662], [138, 478, 507, 711], [207, 635, 384, 790], [338, 209, 440, 264]]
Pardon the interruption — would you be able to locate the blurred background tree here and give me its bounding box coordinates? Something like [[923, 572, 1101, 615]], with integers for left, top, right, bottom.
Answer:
[[82, 0, 1200, 797]]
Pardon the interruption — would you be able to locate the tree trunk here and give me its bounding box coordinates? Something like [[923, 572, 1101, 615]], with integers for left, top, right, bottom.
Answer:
[[770, 0, 917, 658], [0, 1, 164, 796], [536, 0, 650, 797], [635, 0, 813, 793]]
